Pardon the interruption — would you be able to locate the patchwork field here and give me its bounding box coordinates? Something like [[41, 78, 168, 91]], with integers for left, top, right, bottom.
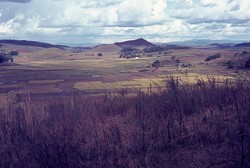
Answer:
[[0, 44, 249, 97]]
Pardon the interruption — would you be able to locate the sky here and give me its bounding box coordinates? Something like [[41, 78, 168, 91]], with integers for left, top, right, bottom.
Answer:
[[0, 0, 249, 45]]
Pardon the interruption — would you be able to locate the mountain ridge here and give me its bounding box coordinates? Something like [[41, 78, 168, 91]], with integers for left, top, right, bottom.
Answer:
[[0, 39, 68, 49]]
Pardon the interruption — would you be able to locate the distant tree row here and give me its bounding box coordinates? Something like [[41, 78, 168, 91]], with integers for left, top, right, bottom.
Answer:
[[144, 45, 190, 53], [84, 53, 103, 57]]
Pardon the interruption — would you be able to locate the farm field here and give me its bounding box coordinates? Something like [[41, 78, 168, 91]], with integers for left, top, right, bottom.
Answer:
[[1, 44, 247, 97]]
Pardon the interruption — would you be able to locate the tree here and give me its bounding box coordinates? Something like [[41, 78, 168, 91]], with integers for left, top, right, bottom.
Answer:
[[98, 53, 103, 57], [175, 59, 180, 70], [152, 60, 160, 69], [226, 60, 234, 69], [0, 55, 4, 63], [0, 50, 14, 63]]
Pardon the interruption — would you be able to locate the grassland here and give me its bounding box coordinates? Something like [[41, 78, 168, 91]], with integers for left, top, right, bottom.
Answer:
[[0, 77, 249, 167]]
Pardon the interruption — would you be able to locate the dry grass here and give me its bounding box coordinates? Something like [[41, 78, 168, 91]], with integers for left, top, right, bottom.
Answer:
[[0, 77, 249, 167]]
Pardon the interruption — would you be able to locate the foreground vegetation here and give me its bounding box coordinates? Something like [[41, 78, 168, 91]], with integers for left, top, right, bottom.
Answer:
[[0, 77, 249, 167]]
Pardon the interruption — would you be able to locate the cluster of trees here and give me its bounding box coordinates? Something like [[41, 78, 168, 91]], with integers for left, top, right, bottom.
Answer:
[[144, 46, 166, 53], [205, 53, 221, 61], [120, 47, 141, 59], [121, 47, 139, 53], [234, 51, 249, 57], [0, 49, 17, 63], [120, 45, 189, 59], [72, 47, 91, 53], [227, 51, 250, 69]]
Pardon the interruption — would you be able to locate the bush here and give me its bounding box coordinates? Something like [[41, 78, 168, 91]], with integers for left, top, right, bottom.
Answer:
[[226, 60, 234, 69], [10, 50, 19, 56]]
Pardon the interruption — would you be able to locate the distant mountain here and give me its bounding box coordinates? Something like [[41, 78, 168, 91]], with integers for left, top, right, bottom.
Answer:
[[114, 38, 155, 48], [0, 39, 68, 49], [235, 42, 250, 48], [209, 43, 235, 49], [168, 39, 240, 46]]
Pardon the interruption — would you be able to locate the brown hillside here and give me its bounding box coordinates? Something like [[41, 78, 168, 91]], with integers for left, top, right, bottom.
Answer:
[[18, 48, 68, 62], [93, 44, 122, 53], [114, 38, 155, 48]]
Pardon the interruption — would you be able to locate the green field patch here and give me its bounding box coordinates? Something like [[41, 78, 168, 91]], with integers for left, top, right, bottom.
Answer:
[[22, 84, 62, 94], [29, 79, 64, 84], [74, 78, 163, 91], [0, 84, 20, 88], [74, 81, 104, 90]]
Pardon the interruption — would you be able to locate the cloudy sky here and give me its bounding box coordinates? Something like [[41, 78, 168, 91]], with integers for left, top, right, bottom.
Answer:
[[0, 0, 249, 45]]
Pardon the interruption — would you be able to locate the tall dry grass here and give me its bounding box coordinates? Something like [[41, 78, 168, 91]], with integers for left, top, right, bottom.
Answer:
[[0, 77, 249, 168]]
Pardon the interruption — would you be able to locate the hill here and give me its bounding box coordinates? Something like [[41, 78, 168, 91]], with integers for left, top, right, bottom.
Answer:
[[114, 38, 155, 48], [0, 39, 68, 49], [235, 42, 250, 48], [92, 44, 122, 53], [16, 48, 68, 62]]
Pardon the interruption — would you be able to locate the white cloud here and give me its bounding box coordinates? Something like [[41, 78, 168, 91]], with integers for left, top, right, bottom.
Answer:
[[0, 0, 249, 43], [116, 0, 168, 26]]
